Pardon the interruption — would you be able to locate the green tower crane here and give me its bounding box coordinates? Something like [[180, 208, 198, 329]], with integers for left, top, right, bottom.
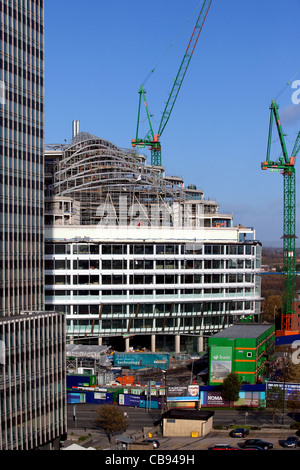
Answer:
[[131, 0, 212, 167], [261, 99, 299, 335]]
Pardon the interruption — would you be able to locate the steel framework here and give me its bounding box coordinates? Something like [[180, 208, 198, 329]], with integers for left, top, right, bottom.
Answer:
[[46, 130, 232, 229], [51, 132, 185, 226], [261, 99, 298, 335], [132, 0, 212, 166]]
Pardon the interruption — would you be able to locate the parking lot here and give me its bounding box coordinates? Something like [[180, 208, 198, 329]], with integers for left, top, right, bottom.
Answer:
[[64, 426, 299, 451], [156, 429, 299, 450]]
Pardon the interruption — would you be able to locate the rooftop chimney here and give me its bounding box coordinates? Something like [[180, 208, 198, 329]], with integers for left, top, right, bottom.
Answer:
[[72, 120, 80, 139]]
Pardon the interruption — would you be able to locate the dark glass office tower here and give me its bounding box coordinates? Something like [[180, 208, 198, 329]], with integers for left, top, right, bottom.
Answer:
[[0, 1, 66, 450], [0, 0, 44, 316]]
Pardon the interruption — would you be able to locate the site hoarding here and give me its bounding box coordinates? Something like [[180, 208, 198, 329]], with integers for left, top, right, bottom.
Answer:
[[209, 346, 232, 384], [67, 390, 113, 404], [200, 390, 265, 407], [166, 384, 201, 408], [266, 381, 300, 400], [113, 352, 169, 370]]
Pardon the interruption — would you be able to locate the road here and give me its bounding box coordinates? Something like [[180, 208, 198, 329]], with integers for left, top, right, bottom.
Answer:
[[68, 403, 161, 431], [67, 404, 293, 432], [65, 404, 298, 451]]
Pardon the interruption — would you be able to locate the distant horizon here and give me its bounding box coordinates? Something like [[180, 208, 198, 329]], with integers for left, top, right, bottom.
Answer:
[[261, 241, 300, 249]]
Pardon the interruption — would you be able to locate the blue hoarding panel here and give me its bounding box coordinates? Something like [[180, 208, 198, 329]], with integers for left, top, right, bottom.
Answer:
[[118, 394, 141, 407], [118, 393, 161, 409], [67, 374, 97, 388], [67, 391, 113, 404], [275, 334, 300, 346], [139, 398, 160, 409]]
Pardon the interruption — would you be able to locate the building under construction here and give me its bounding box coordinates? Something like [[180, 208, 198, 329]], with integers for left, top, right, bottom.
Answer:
[[45, 121, 232, 229], [44, 122, 262, 353]]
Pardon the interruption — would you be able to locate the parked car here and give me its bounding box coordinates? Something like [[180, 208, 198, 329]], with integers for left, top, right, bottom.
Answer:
[[281, 436, 299, 448], [229, 428, 249, 438], [208, 444, 239, 450], [241, 446, 264, 450], [142, 439, 160, 448], [239, 439, 273, 450]]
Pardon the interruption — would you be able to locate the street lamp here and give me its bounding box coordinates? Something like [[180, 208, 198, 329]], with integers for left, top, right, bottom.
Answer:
[[161, 369, 167, 414]]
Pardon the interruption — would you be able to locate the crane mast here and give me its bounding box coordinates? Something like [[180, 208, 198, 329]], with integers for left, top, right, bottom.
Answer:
[[261, 99, 299, 335], [132, 0, 212, 166]]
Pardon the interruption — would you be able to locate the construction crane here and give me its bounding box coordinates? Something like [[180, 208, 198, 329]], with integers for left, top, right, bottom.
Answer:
[[261, 99, 299, 336], [131, 0, 212, 167]]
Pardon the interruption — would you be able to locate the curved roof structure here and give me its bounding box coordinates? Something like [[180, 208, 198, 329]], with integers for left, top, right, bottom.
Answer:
[[53, 132, 185, 226], [70, 131, 103, 146]]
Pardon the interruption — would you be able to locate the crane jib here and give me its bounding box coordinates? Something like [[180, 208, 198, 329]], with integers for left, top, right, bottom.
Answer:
[[132, 0, 212, 167]]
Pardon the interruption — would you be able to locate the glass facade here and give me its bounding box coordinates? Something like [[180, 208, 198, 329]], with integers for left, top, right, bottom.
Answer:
[[44, 237, 262, 347], [0, 1, 67, 450], [0, 0, 44, 317], [44, 131, 259, 351], [0, 312, 66, 450]]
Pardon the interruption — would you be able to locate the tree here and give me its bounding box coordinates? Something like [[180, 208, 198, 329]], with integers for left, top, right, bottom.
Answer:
[[220, 373, 241, 407], [285, 358, 300, 383], [265, 385, 285, 425], [261, 294, 282, 323], [94, 405, 129, 443], [286, 389, 300, 420]]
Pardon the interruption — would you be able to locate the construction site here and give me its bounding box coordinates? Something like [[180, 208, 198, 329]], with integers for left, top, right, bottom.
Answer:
[[44, 124, 232, 230], [43, 0, 299, 348]]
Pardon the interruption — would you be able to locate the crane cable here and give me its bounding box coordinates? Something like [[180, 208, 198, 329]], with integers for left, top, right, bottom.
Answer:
[[141, 1, 204, 87], [275, 68, 300, 101], [270, 69, 300, 158]]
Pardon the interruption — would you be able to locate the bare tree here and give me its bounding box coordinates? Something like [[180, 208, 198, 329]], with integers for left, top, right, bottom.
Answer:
[[94, 405, 129, 443], [265, 386, 284, 426]]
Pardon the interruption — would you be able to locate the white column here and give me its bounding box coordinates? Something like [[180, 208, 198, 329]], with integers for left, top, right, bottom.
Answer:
[[151, 334, 156, 352], [125, 337, 130, 352], [175, 335, 180, 354], [197, 336, 203, 353]]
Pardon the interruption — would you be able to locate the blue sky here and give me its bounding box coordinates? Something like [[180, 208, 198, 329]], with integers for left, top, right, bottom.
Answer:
[[44, 0, 300, 246]]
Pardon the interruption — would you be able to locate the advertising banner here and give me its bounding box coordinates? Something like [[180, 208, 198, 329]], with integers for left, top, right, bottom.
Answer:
[[118, 393, 141, 407], [113, 352, 169, 370], [206, 391, 228, 407], [209, 346, 232, 383], [168, 385, 199, 397]]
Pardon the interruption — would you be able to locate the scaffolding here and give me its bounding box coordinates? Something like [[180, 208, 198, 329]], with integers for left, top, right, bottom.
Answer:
[[50, 132, 186, 227], [45, 127, 233, 229]]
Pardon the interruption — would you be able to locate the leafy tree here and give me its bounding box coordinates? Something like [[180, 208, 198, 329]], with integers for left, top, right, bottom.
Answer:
[[94, 405, 129, 443], [220, 373, 241, 406]]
